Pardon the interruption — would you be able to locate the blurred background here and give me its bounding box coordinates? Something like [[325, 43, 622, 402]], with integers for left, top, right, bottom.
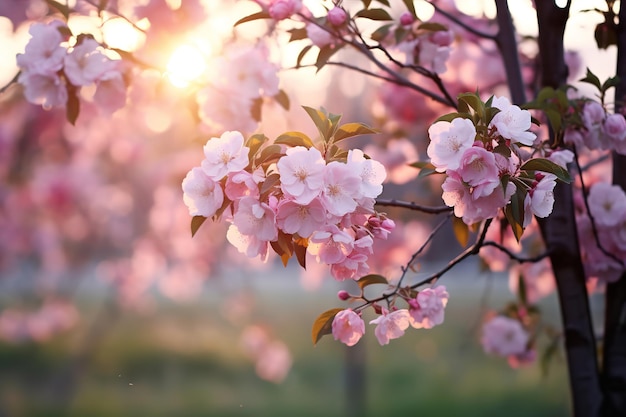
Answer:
[[0, 0, 614, 416]]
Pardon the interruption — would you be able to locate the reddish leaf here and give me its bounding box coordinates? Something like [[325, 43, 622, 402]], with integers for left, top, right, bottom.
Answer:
[[312, 308, 344, 345]]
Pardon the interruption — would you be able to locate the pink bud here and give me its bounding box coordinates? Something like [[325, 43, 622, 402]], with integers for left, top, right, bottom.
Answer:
[[534, 172, 545, 181], [372, 303, 382, 315], [399, 11, 414, 26], [408, 299, 419, 310], [381, 218, 396, 231], [327, 7, 347, 26], [431, 30, 452, 46], [337, 290, 350, 301]]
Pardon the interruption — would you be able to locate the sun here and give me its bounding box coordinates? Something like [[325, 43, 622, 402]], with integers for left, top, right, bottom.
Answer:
[[166, 44, 209, 89]]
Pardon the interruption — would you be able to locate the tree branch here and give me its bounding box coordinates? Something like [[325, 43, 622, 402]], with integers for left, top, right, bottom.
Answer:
[[375, 198, 453, 214]]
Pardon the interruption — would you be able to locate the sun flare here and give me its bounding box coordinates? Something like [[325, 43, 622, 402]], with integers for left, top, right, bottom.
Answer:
[[166, 44, 209, 89]]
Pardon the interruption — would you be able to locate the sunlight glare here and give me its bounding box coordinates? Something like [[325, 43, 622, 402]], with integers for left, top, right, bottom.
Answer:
[[166, 44, 208, 88], [102, 18, 145, 51]]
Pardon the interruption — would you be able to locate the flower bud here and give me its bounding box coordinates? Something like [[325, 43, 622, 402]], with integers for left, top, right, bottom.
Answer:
[[399, 11, 414, 26], [337, 290, 351, 301], [327, 7, 348, 26]]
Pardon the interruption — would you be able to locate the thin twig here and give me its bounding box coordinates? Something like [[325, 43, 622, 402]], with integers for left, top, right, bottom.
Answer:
[[429, 1, 497, 40], [572, 146, 624, 267], [375, 198, 453, 214], [0, 72, 20, 94], [480, 241, 553, 264]]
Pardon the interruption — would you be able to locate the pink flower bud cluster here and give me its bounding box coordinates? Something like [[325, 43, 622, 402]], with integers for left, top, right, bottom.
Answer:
[[427, 96, 557, 226], [255, 0, 302, 21], [16, 20, 126, 114], [576, 181, 626, 283], [182, 131, 393, 281], [331, 286, 449, 346], [564, 100, 626, 154]]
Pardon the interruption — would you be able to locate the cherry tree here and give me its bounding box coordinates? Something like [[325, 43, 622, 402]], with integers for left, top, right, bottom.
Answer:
[[1, 0, 626, 416]]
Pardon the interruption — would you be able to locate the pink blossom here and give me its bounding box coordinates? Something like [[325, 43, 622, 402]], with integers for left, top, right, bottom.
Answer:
[[456, 146, 499, 195], [347, 149, 386, 199], [64, 38, 112, 86], [588, 182, 626, 227], [232, 196, 278, 241], [481, 315, 529, 357], [490, 96, 536, 146], [276, 196, 326, 237], [268, 0, 302, 20], [277, 146, 326, 204], [226, 224, 269, 261], [225, 170, 261, 201], [509, 258, 555, 304], [93, 70, 127, 115], [427, 118, 476, 172], [196, 85, 258, 134], [181, 167, 224, 217], [16, 20, 66, 76], [18, 72, 67, 109], [399, 11, 415, 26], [409, 286, 449, 329], [528, 174, 557, 219], [255, 340, 292, 383], [603, 114, 626, 149], [547, 149, 574, 168], [330, 234, 373, 280], [418, 40, 450, 74], [332, 309, 365, 346], [308, 226, 354, 265], [201, 131, 250, 180], [306, 23, 334, 48], [321, 161, 361, 217], [327, 7, 348, 26], [582, 101, 606, 149], [369, 309, 411, 345]]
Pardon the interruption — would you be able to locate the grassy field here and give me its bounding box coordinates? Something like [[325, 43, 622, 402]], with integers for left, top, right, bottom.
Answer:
[[0, 265, 573, 417]]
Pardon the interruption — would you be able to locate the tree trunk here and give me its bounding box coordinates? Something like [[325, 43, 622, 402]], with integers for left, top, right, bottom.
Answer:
[[534, 3, 603, 417], [603, 3, 626, 415]]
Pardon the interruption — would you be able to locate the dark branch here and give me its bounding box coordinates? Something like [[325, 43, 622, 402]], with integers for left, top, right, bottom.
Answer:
[[375, 198, 453, 214]]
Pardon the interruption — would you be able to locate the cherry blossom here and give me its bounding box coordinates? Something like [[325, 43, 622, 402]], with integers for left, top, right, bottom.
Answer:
[[232, 196, 278, 242], [321, 161, 362, 217], [63, 38, 111, 87], [332, 309, 365, 346], [18, 72, 68, 110], [277, 146, 326, 204], [588, 182, 626, 227], [308, 226, 355, 265], [490, 96, 536, 146], [181, 167, 225, 217], [427, 118, 476, 172], [481, 315, 529, 357], [201, 131, 250, 180], [275, 197, 326, 238], [16, 20, 66, 76], [369, 309, 411, 345], [327, 7, 348, 27], [347, 149, 386, 200], [528, 174, 557, 219], [408, 286, 449, 329]]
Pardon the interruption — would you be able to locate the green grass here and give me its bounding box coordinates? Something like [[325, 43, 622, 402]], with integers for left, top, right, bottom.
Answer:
[[0, 271, 571, 417]]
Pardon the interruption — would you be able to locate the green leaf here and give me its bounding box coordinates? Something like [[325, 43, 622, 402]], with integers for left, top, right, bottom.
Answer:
[[315, 44, 341, 72], [274, 90, 290, 110], [434, 112, 472, 123], [371, 24, 392, 42], [356, 274, 388, 290], [601, 75, 620, 93], [45, 0, 71, 19], [191, 215, 207, 237], [457, 92, 485, 120], [520, 158, 571, 183], [256, 144, 284, 166], [402, 0, 416, 16], [234, 11, 271, 26], [312, 308, 344, 345], [544, 109, 562, 137], [452, 216, 469, 247], [579, 67, 602, 91], [245, 134, 269, 160], [288, 28, 309, 42], [418, 22, 448, 32], [275, 131, 315, 148], [302, 106, 331, 140], [412, 161, 438, 178], [296, 45, 313, 68], [504, 187, 526, 242], [594, 21, 617, 50], [355, 8, 393, 21], [333, 123, 378, 143]]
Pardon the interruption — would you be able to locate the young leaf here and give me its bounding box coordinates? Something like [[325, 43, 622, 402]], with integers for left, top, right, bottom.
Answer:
[[294, 238, 307, 269], [504, 189, 526, 242], [418, 22, 448, 32], [333, 123, 378, 143], [517, 273, 528, 307], [579, 67, 602, 91], [520, 158, 571, 183], [234, 11, 271, 26], [371, 24, 393, 42], [45, 0, 71, 19], [250, 97, 263, 122], [312, 308, 344, 345], [452, 216, 469, 247], [288, 28, 308, 42], [355, 8, 393, 20], [256, 144, 284, 166], [356, 274, 388, 290], [275, 131, 315, 148], [402, 0, 416, 16], [274, 89, 290, 110], [302, 106, 331, 140], [315, 44, 341, 72], [296, 45, 313, 68], [66, 85, 80, 125], [191, 215, 207, 237], [245, 134, 269, 160]]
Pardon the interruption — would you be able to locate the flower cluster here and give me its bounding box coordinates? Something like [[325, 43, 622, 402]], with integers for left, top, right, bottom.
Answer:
[[576, 181, 626, 283], [182, 118, 392, 281], [331, 285, 449, 346], [564, 99, 626, 154], [480, 314, 535, 368], [427, 95, 565, 231], [16, 20, 126, 116]]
